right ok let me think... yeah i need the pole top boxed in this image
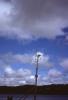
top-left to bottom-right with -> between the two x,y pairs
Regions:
36,52 -> 43,58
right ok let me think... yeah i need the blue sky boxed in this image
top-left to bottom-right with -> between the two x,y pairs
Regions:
0,0 -> 68,86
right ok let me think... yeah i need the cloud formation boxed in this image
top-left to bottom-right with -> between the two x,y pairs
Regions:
42,69 -> 65,85
0,67 -> 67,86
0,0 -> 68,40
0,52 -> 53,68
60,58 -> 68,69
48,69 -> 62,78
2,66 -> 34,86
0,52 -> 66,86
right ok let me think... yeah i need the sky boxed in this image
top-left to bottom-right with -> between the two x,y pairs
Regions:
0,0 -> 68,86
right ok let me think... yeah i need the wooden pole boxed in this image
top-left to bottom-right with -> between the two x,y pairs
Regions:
34,54 -> 40,100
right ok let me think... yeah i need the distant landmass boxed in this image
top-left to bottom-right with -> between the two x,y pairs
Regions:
0,84 -> 68,95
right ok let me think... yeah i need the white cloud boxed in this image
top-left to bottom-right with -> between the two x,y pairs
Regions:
47,69 -> 65,84
41,69 -> 66,85
4,67 -> 32,78
0,0 -> 68,40
48,69 -> 62,78
0,1 -> 13,28
0,52 -> 53,68
16,68 -> 31,78
5,66 -> 14,74
4,66 -> 15,78
0,67 -> 68,86
14,54 -> 32,64
41,76 -> 50,85
0,52 -> 68,86
0,53 -> 32,64
60,59 -> 68,69
1,66 -> 35,86
36,68 -> 67,85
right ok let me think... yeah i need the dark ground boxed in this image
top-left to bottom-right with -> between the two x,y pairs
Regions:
0,84 -> 68,95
